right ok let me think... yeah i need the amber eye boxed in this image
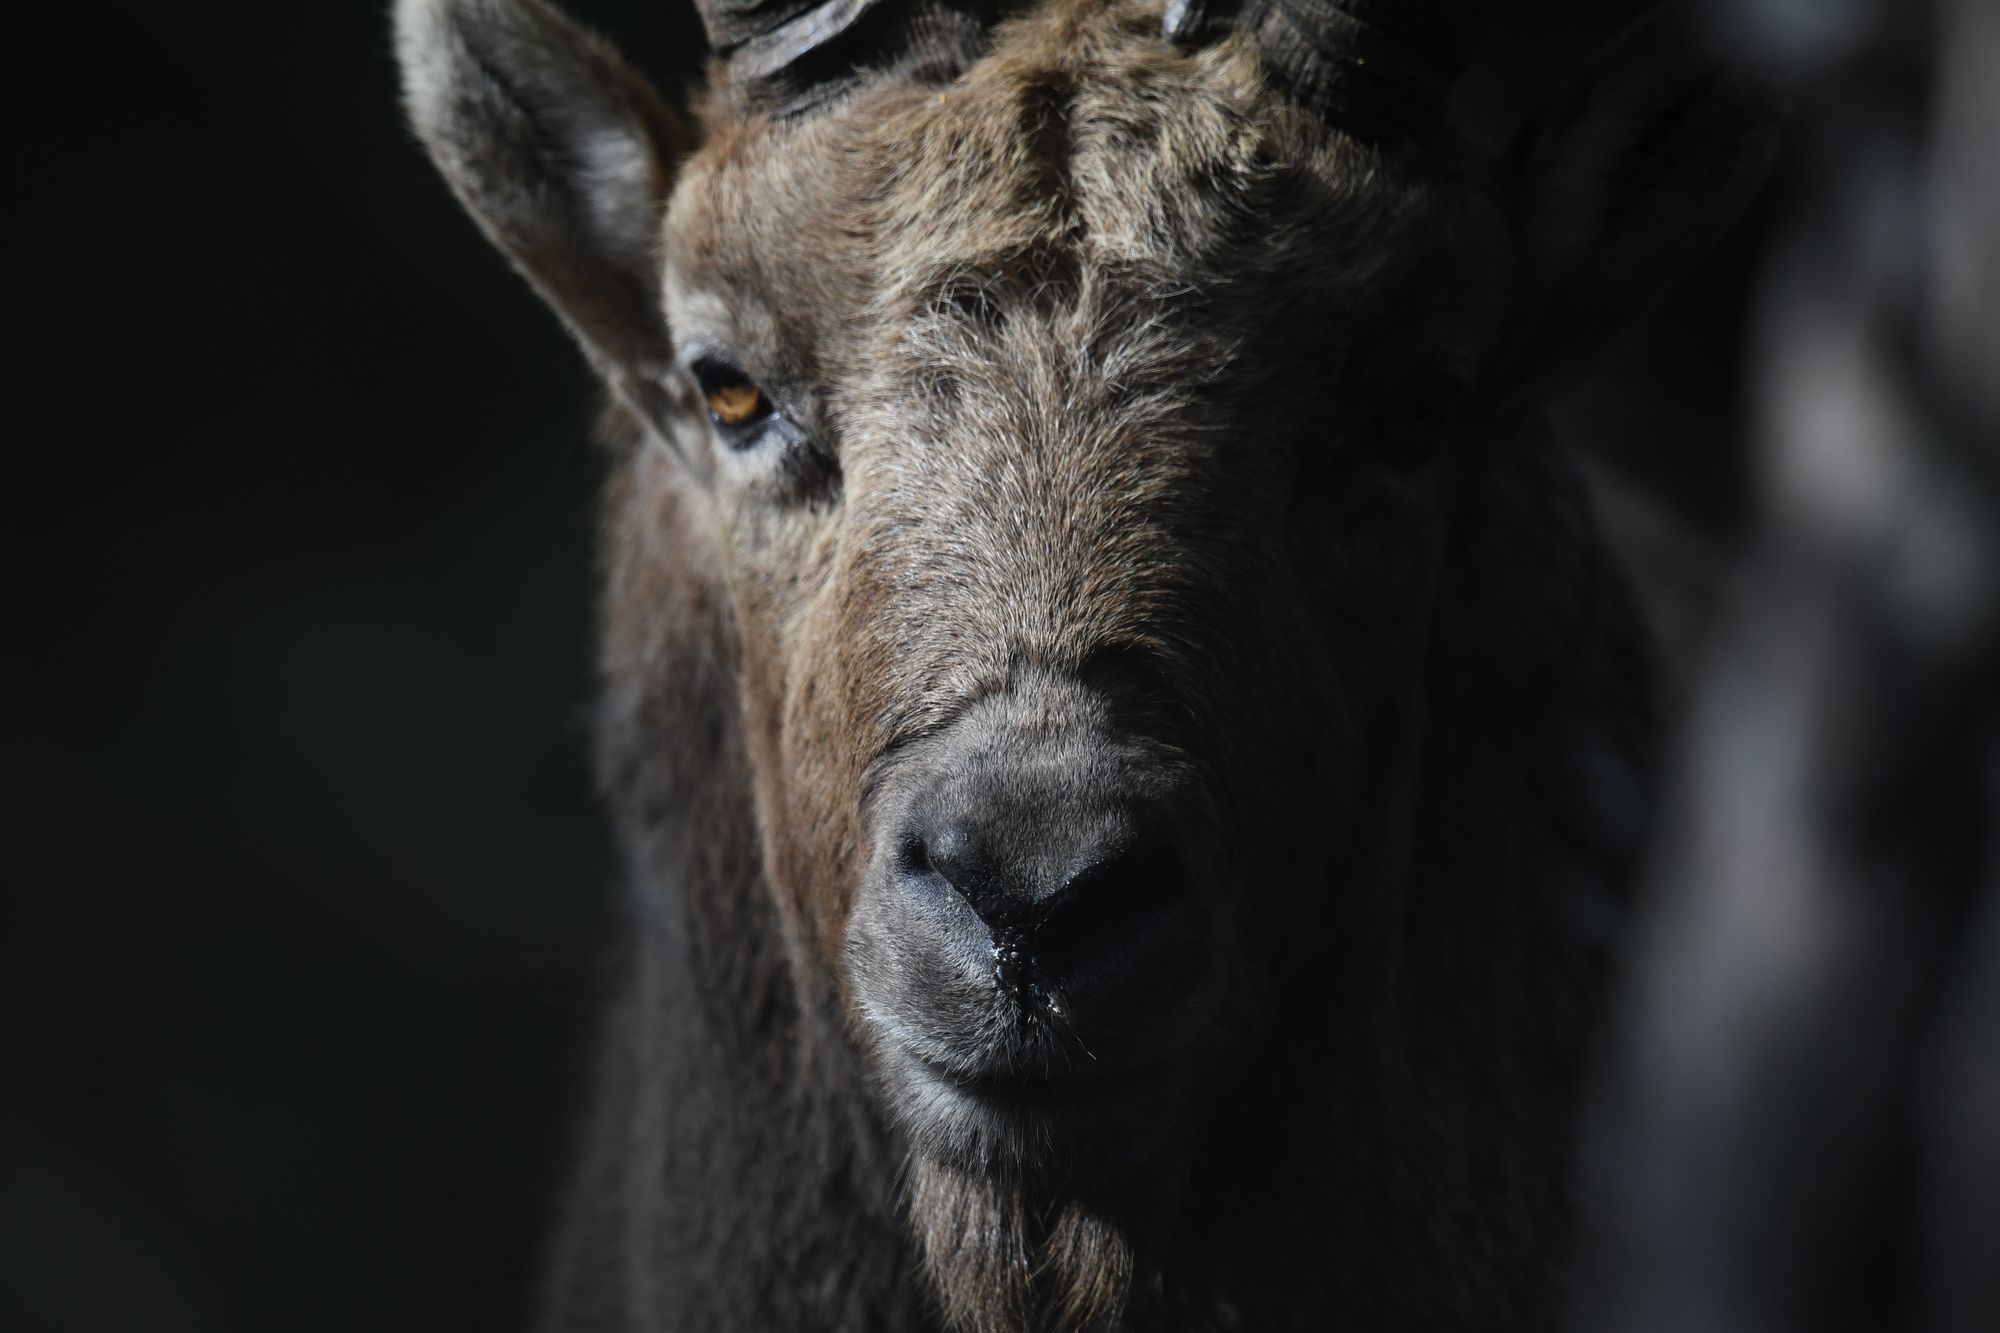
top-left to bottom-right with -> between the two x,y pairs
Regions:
692,358 -> 773,433
708,381 -> 764,426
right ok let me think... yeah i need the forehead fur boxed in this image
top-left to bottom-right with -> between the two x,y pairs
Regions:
665,0 -> 1487,369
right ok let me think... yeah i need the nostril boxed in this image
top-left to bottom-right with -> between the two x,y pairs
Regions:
890,803 -> 1202,944
896,816 -> 1026,929
896,831 -> 935,880
1030,827 -> 1196,956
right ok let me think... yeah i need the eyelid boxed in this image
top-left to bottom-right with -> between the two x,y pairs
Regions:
681,347 -> 775,406
674,338 -> 729,378
689,352 -> 752,391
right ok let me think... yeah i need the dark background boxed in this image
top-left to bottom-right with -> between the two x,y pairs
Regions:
4,3 -> 1772,1330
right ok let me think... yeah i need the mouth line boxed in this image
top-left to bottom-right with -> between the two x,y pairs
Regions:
895,1044 -> 1185,1173
908,1050 -> 1166,1109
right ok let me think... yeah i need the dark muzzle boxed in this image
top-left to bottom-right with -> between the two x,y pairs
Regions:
847,663 -> 1224,1174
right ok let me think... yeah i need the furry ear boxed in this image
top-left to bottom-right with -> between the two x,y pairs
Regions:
394,0 -> 693,433
1495,4 -> 1783,405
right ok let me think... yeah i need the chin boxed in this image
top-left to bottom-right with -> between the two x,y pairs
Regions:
883,1038 -> 1196,1179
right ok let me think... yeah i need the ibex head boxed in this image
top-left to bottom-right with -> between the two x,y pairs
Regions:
398,0 -> 1774,1325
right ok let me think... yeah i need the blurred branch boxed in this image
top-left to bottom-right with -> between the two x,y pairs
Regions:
1582,2 -> 1999,1331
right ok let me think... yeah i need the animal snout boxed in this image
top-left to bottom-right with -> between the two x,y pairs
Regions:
847,675 -> 1226,1173
893,790 -> 1200,998
845,668 -> 1228,1172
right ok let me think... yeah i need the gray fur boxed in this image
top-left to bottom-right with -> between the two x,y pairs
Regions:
394,1 -> 1779,1328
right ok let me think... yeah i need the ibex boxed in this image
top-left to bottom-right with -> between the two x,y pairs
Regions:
395,1 -> 1775,1328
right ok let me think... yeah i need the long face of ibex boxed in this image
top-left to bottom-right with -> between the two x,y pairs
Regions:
398,0 -> 1779,1325
662,0 -> 1511,1174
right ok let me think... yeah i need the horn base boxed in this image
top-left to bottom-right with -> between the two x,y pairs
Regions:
1177,0 -> 1495,145
704,0 -> 1011,116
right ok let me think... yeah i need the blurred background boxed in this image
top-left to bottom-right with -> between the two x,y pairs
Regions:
3,2 -> 1789,1330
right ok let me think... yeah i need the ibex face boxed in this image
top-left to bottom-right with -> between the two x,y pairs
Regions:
399,0 -> 1776,1320
662,14 -> 1511,1180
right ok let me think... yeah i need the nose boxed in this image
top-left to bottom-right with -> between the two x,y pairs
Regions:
901,807 -> 1189,930
893,789 -> 1201,992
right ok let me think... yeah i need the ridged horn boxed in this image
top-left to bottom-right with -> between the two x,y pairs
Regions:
694,0 -> 1005,114
1169,0 -> 1497,142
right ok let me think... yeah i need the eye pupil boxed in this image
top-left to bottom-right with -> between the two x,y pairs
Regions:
707,382 -> 765,427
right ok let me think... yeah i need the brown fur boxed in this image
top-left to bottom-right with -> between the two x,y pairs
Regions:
395,1 -> 1778,1328
642,16 -> 1507,1322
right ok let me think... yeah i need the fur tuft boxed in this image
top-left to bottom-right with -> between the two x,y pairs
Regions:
908,1156 -> 1154,1333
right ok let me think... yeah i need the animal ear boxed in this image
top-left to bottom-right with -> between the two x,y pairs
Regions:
1493,4 -> 1783,405
394,0 -> 692,433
